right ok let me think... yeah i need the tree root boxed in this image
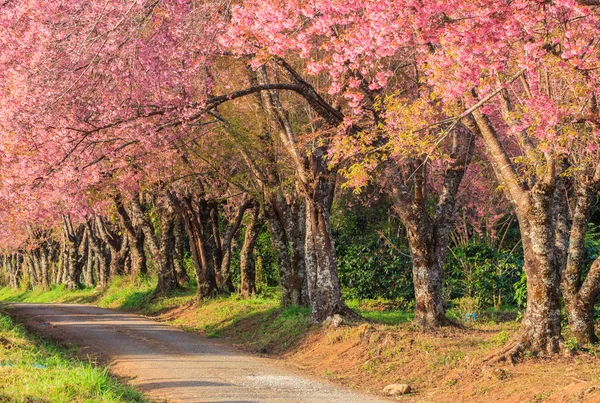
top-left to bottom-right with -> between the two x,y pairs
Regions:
484,335 -> 567,365
483,339 -> 525,365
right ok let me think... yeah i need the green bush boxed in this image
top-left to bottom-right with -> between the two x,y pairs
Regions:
332,196 -> 414,301
444,241 -> 523,310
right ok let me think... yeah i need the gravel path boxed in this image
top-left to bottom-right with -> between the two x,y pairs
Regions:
5,303 -> 389,403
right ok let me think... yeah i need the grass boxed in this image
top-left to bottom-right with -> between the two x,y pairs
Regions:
0,277 -> 519,357
2,279 -> 598,403
0,278 -> 313,354
0,309 -> 144,403
346,299 -> 414,325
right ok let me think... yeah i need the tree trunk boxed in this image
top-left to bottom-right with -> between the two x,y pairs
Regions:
562,179 -> 600,345
63,216 -> 84,290
564,262 -> 600,345
465,111 -> 565,359
155,210 -> 179,295
219,198 -> 253,292
96,217 -> 128,278
389,127 -> 473,328
304,174 -> 348,323
265,194 -> 308,307
130,194 -> 180,295
515,214 -> 562,355
85,220 -> 110,289
115,195 -> 147,277
173,216 -> 190,284
39,245 -> 50,289
240,208 -> 261,297
82,234 -> 95,288
171,192 -> 219,299
408,232 -> 447,328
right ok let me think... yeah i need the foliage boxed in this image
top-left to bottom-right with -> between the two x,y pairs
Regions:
332,197 -> 414,302
445,241 -> 524,310
585,222 -> 600,266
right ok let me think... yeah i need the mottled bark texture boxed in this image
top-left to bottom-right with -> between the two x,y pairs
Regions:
465,109 -> 566,359
63,215 -> 85,290
130,193 -> 180,296
168,191 -> 218,299
389,127 -> 474,328
115,195 -> 147,278
304,168 -> 348,323
265,193 -> 308,307
562,173 -> 600,345
240,208 -> 261,298
218,198 -> 253,291
256,63 -> 349,322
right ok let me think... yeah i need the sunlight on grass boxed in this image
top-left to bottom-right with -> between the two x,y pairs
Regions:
346,299 -> 414,325
0,277 -> 427,353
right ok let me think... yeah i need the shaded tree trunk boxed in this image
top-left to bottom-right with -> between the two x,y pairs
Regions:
115,195 -> 147,278
168,191 -> 219,299
265,193 -> 308,307
219,198 -> 253,291
173,216 -> 190,284
155,209 -> 179,295
562,175 -> 600,345
130,193 -> 180,296
82,233 -> 95,288
255,64 -> 351,322
96,216 -> 128,278
85,219 -> 110,289
240,208 -> 261,297
63,215 -> 85,290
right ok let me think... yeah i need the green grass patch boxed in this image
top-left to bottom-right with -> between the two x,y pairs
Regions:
0,309 -> 143,403
0,284 -> 97,305
0,278 -> 426,353
346,299 -> 414,325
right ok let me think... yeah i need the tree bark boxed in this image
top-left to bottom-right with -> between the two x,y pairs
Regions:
115,195 -> 147,277
218,198 -> 253,291
82,233 -> 95,288
562,175 -> 600,345
240,207 -> 261,297
85,219 -> 110,289
465,110 -> 564,359
175,194 -> 219,298
256,65 -> 345,321
130,193 -> 180,296
155,209 -> 179,295
265,193 -> 308,307
96,216 -> 128,278
389,127 -> 474,328
304,172 -> 349,323
63,215 -> 84,290
173,216 -> 190,284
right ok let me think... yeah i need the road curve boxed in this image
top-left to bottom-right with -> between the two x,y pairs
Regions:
5,303 -> 388,403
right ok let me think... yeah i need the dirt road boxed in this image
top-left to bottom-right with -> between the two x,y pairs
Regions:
5,303 -> 388,403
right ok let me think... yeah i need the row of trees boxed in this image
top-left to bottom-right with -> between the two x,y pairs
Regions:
0,0 -> 599,361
